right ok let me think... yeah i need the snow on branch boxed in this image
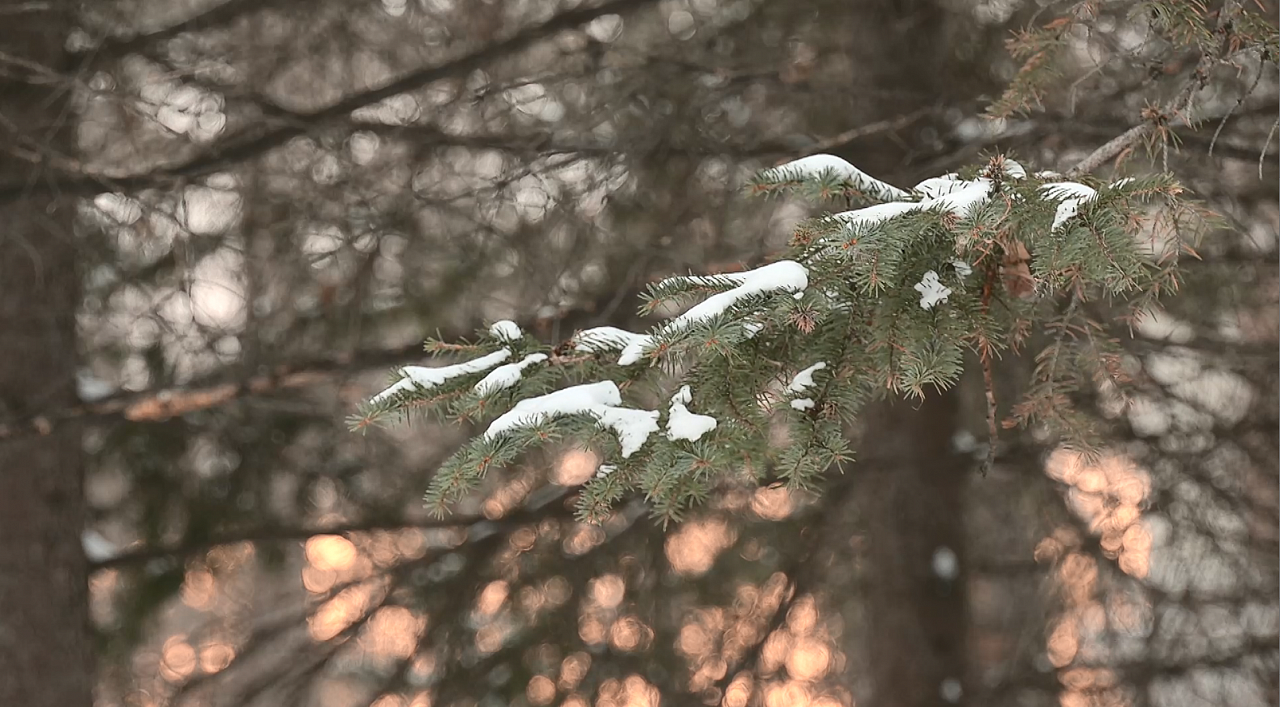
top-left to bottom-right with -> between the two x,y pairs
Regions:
665,385 -> 717,442
616,260 -> 809,366
482,380 -> 660,458
756,154 -> 910,202
370,349 -> 512,404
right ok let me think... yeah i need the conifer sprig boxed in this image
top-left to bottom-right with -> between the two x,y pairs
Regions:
353,153 -> 1207,522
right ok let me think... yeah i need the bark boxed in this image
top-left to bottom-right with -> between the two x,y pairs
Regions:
860,393 -> 970,707
0,3 -> 94,705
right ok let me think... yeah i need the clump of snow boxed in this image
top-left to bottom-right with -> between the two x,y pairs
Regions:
926,178 -> 991,219
483,381 -> 659,458
488,319 -> 523,342
914,270 -> 952,310
617,260 -> 809,366
1040,182 -> 1098,232
950,259 -> 972,278
742,322 -> 763,339
473,353 -> 547,396
787,361 -> 827,393
666,385 -> 717,442
914,174 -> 962,198
790,398 -> 815,411
573,326 -> 651,353
1002,159 -> 1027,180
829,201 -> 921,231
596,463 -> 618,479
760,154 -> 910,201
371,349 -> 511,404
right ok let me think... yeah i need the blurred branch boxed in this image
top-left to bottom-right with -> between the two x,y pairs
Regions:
80,0 -> 277,63
0,0 -> 666,203
1068,0 -> 1246,177
89,502 -> 574,571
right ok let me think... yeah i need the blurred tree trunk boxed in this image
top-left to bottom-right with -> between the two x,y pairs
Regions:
0,3 -> 94,706
860,394 -> 969,707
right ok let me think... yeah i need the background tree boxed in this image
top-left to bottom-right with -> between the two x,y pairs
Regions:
0,1 -> 1274,707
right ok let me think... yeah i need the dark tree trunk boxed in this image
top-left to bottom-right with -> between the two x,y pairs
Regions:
0,3 -> 94,706
860,393 -> 970,707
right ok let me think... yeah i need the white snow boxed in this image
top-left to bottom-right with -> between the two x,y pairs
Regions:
759,154 -> 910,201
925,178 -> 991,219
914,174 -> 962,198
370,349 -> 512,404
790,398 -> 815,411
1002,159 -> 1027,179
596,463 -> 618,479
742,322 -> 763,338
573,326 -> 651,353
617,261 -> 808,365
482,381 -> 659,458
473,353 -> 547,396
787,361 -> 827,393
665,385 -> 717,442
914,270 -> 952,310
1040,181 -> 1098,232
488,319 -> 523,342
829,200 -> 921,231
950,259 -> 972,278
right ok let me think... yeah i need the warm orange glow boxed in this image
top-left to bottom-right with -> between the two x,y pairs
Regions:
309,582 -> 381,641
475,624 -> 504,654
564,524 -> 606,555
306,535 -> 358,572
558,652 -> 592,691
785,637 -> 831,681
198,641 -> 235,674
181,569 -> 217,610
1047,618 -> 1079,668
370,695 -> 405,707
362,606 -> 426,658
665,518 -> 736,575
555,448 -> 600,486
750,486 -> 795,520
589,573 -> 625,609
526,675 -> 556,705
609,615 -> 652,652
160,635 -> 197,682
476,580 -> 510,616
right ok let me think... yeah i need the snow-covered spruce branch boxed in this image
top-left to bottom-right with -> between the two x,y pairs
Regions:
352,153 -> 1207,523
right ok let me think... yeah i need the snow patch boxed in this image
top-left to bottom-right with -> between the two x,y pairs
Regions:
488,319 -> 523,342
787,362 -> 827,393
473,353 -> 547,396
1040,182 -> 1098,232
371,349 -> 511,404
760,154 -> 909,201
914,270 -> 952,310
790,398 -> 815,411
618,261 -> 808,366
666,385 -> 717,442
482,381 -> 659,458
